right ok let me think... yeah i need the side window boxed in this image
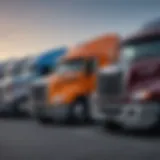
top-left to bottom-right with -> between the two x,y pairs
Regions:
40,65 -> 52,76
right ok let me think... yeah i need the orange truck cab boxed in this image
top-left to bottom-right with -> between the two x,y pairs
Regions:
36,34 -> 120,124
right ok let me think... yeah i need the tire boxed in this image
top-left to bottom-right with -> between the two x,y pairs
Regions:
11,98 -> 29,118
36,112 -> 53,125
35,107 -> 52,125
37,116 -> 52,125
10,101 -> 22,117
104,119 -> 120,132
19,97 -> 35,118
21,103 -> 35,118
66,97 -> 92,124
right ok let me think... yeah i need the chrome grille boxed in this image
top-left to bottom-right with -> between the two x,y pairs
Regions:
102,107 -> 122,116
96,95 -> 123,116
97,70 -> 124,96
31,85 -> 46,101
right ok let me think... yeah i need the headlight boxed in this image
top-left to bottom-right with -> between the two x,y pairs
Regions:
131,90 -> 151,101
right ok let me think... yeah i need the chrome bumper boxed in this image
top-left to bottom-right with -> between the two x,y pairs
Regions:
101,103 -> 160,129
36,103 -> 70,120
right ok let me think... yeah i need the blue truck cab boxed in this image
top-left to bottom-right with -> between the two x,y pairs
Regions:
35,47 -> 67,79
28,47 -> 68,116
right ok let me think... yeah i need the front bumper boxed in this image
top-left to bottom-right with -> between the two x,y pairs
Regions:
0,101 -> 16,115
36,103 -> 70,121
0,98 -> 15,113
100,103 -> 160,129
0,94 -> 31,114
90,94 -> 106,120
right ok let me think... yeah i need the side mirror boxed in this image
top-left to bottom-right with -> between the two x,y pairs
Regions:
85,59 -> 96,75
85,66 -> 92,75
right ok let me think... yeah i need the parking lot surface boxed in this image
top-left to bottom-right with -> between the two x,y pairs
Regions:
0,119 -> 160,160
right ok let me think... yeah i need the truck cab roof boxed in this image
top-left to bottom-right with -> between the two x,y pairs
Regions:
35,47 -> 67,67
123,18 -> 160,45
62,33 -> 120,61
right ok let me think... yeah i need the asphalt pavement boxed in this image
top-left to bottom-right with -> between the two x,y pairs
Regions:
0,118 -> 160,160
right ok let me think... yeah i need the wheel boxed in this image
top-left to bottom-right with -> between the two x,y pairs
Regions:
10,101 -> 22,117
20,101 -> 35,118
66,97 -> 93,124
37,116 -> 52,125
10,98 -> 30,118
35,107 -> 53,125
36,112 -> 53,125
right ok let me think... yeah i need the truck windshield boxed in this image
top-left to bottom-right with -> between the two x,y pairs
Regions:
38,65 -> 53,77
56,59 -> 85,74
120,39 -> 160,63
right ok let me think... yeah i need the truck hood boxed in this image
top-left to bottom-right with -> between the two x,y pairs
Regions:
128,57 -> 160,90
50,72 -> 83,88
48,72 -> 86,103
49,77 -> 86,104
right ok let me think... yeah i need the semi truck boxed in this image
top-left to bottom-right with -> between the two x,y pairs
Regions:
0,61 -> 11,113
0,59 -> 20,115
30,47 -> 67,116
95,19 -> 160,131
7,57 -> 38,116
0,47 -> 67,117
0,57 -> 36,116
33,34 -> 120,124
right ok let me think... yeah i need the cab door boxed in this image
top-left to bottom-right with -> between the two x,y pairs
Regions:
85,58 -> 98,94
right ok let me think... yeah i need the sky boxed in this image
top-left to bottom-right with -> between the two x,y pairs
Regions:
0,0 -> 160,60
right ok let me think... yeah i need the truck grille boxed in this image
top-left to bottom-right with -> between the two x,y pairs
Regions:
31,85 -> 46,101
97,70 -> 124,96
96,95 -> 123,116
103,107 -> 121,116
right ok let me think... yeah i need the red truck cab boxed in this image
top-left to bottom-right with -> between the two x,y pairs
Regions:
96,23 -> 160,131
